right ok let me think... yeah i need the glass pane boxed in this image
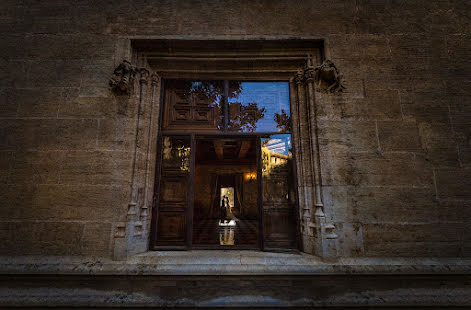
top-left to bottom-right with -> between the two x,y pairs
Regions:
228,81 -> 291,133
161,136 -> 191,172
261,134 -> 297,249
261,134 -> 294,203
163,80 -> 223,131
193,137 -> 259,248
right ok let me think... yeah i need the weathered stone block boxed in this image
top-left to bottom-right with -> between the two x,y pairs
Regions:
80,222 -> 112,256
1,119 -> 98,151
59,150 -> 132,185
448,99 -> 471,166
318,120 -> 378,152
328,34 -> 391,60
58,88 -> 116,118
0,60 -> 28,88
27,34 -> 115,59
0,221 -> 84,255
318,89 -> 401,121
364,241 -> 461,257
401,93 -> 451,124
377,121 -> 422,151
350,186 -> 439,223
97,117 -> 137,151
389,34 -> 447,59
26,60 -> 83,88
0,35 -> 27,59
335,222 -> 364,257
10,151 -> 64,185
14,88 -> 62,117
364,223 -> 462,243
439,200 -> 471,223
435,169 -> 471,200
321,151 -> 434,187
418,122 -> 459,166
0,151 -> 12,183
0,89 -> 18,117
81,59 -> 115,89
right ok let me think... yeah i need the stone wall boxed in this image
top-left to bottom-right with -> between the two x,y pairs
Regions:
0,0 -> 470,258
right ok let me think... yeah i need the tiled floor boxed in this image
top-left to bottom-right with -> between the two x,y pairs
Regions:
192,218 -> 258,247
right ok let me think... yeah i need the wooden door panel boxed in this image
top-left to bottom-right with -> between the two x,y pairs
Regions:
172,106 -> 191,122
260,134 -> 298,250
162,80 -> 220,131
262,204 -> 296,248
158,203 -> 187,212
160,177 -> 188,203
152,135 -> 192,249
156,211 -> 186,245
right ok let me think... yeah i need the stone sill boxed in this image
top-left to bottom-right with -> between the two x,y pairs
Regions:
1,250 -> 470,276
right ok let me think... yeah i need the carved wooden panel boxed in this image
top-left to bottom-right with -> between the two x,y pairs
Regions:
162,80 -> 221,131
160,177 -> 188,203
153,134 -> 192,248
156,211 -> 186,245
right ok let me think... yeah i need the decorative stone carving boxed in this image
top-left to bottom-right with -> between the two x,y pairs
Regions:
109,60 -> 137,94
139,68 -> 149,85
114,223 -> 126,238
313,60 -> 345,94
294,70 -> 305,85
151,73 -> 160,86
133,221 -> 143,237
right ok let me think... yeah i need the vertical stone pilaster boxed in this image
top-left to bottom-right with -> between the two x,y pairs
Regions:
289,78 -> 306,250
291,61 -> 339,260
142,73 -> 161,238
112,60 -> 159,260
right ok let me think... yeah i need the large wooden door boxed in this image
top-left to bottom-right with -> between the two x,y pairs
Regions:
151,79 -> 299,251
152,135 -> 193,248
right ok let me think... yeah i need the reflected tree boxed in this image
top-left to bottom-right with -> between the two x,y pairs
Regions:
229,102 -> 266,132
274,109 -> 291,132
179,80 -> 242,105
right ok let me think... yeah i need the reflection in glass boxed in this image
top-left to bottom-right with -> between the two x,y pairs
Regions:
261,134 -> 294,203
229,82 -> 291,133
261,134 -> 297,248
161,136 -> 191,172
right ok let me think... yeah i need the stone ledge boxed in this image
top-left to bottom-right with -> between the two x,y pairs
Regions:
1,250 -> 470,276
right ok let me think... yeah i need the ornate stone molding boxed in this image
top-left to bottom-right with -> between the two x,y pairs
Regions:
150,73 -> 160,86
312,60 -> 345,94
109,60 -> 137,94
139,68 -> 150,85
292,64 -> 339,260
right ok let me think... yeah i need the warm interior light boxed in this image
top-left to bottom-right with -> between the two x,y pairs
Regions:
245,172 -> 257,182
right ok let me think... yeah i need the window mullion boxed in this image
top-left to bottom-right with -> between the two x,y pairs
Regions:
223,80 -> 229,131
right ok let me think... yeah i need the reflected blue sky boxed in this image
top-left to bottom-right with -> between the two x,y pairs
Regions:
262,134 -> 292,156
229,82 -> 290,133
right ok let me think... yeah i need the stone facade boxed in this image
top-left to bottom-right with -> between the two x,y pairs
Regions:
0,0 -> 470,307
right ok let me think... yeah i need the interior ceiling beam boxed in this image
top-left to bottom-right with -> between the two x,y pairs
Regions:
213,140 -> 224,160
238,140 -> 251,159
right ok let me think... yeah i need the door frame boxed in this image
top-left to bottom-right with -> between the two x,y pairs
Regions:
150,78 -> 300,251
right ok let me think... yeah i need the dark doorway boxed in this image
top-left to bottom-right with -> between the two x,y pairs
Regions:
192,137 -> 259,248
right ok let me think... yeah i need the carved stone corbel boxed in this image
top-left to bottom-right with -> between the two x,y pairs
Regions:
294,70 -> 305,85
109,60 -> 137,94
138,68 -> 150,85
151,73 -> 160,86
313,60 -> 345,94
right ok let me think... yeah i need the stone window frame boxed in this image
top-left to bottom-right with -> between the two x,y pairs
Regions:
109,39 -> 339,260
